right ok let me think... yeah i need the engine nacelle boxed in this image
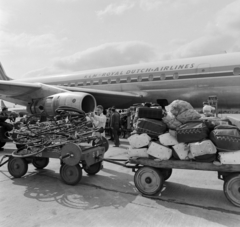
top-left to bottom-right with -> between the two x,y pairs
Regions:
28,92 -> 96,115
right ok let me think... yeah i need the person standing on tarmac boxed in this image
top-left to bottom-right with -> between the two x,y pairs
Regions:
202,102 -> 215,117
38,106 -> 48,122
107,108 -> 114,141
89,105 -> 107,137
110,107 -> 120,147
0,107 -> 13,132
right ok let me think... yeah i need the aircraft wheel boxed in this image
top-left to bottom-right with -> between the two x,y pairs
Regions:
8,157 -> 28,178
84,162 -> 102,175
60,164 -> 82,185
32,157 -> 49,169
134,167 -> 164,196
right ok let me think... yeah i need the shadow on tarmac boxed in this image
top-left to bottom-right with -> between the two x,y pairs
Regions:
144,181 -> 240,226
10,167 -> 137,210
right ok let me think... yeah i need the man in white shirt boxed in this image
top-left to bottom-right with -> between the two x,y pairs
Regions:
203,102 -> 215,117
89,105 -> 107,137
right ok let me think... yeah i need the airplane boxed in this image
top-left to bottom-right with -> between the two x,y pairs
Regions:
0,100 -> 28,117
0,52 -> 240,116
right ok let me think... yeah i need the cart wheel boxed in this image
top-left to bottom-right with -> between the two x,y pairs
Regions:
101,137 -> 109,152
60,164 -> 82,185
224,173 -> 240,207
159,168 -> 172,181
8,157 -> 28,178
134,167 -> 164,196
92,137 -> 109,152
84,162 -> 102,175
0,142 -> 6,148
32,157 -> 49,169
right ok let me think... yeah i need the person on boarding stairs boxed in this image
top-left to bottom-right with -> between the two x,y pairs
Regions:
110,107 -> 120,147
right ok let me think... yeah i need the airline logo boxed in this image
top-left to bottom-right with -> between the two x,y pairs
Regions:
84,63 -> 195,79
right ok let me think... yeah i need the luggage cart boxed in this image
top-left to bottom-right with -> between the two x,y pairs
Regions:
5,139 -> 108,185
0,106 -> 109,185
103,157 -> 240,207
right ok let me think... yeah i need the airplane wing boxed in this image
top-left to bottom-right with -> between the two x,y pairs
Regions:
0,81 -> 144,108
0,81 -> 70,105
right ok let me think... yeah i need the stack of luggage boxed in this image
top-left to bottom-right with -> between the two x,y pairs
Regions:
127,100 -> 240,164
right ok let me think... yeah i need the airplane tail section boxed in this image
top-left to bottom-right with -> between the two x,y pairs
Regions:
1,100 -> 7,109
0,63 -> 12,80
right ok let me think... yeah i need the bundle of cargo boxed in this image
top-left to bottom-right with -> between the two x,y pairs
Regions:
209,125 -> 240,164
162,112 -> 182,130
166,100 -> 201,122
127,99 -> 240,164
133,107 -> 167,138
127,133 -> 151,158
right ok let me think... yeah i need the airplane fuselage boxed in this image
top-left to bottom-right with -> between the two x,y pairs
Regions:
8,53 -> 240,109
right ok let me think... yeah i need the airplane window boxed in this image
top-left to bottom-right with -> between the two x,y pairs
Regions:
83,81 -> 87,86
107,78 -> 111,84
64,83 -> 68,86
138,76 -> 142,82
160,73 -> 166,80
127,77 -> 131,83
116,78 -> 120,83
98,79 -> 102,85
233,67 -> 240,75
70,83 -> 75,87
173,72 -> 179,79
77,82 -> 83,86
148,74 -> 153,81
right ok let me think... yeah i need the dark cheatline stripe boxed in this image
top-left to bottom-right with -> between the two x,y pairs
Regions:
69,71 -> 235,87
142,78 -> 149,82
179,71 -> 232,80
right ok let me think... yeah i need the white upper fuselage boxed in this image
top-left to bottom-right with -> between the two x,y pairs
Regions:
6,52 -> 240,108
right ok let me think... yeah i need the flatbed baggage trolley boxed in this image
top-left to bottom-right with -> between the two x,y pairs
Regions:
103,157 -> 240,207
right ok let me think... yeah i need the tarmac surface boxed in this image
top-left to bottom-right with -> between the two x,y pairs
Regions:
0,139 -> 240,227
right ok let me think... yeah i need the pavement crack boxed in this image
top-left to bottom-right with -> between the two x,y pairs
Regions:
141,195 -> 240,215
80,182 -> 139,196
78,183 -> 240,215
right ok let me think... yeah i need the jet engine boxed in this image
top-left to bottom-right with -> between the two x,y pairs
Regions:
28,92 -> 96,115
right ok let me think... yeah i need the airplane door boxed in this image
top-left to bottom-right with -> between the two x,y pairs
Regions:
197,64 -> 211,73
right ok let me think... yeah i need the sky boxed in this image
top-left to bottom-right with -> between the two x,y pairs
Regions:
0,0 -> 240,80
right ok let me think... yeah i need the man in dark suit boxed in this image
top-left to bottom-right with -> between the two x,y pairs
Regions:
107,108 -> 114,141
110,107 -> 120,147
